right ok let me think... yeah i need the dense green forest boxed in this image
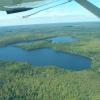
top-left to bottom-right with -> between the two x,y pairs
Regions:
0,24 -> 100,99
0,62 -> 100,100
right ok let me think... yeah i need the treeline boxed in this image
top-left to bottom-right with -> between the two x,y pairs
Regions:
0,62 -> 100,100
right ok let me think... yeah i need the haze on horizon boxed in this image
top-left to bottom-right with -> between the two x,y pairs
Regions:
0,0 -> 100,26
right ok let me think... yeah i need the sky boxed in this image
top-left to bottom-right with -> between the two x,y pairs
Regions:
0,0 -> 100,26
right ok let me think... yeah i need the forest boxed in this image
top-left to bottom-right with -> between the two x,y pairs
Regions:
0,23 -> 100,100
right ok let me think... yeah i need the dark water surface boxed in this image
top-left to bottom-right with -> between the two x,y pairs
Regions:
0,47 -> 91,70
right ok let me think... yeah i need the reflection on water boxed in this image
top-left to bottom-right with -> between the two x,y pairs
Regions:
0,47 -> 91,70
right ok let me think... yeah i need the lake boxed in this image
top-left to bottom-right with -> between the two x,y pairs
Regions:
0,46 -> 91,70
48,37 -> 77,43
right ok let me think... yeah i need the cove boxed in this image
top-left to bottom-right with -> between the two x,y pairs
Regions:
0,47 -> 91,70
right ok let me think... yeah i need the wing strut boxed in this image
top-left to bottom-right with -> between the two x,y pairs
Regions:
5,0 -> 62,14
75,0 -> 100,18
23,0 -> 72,18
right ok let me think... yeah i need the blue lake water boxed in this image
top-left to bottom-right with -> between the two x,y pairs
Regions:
0,47 -> 91,70
15,37 -> 77,46
48,37 -> 77,43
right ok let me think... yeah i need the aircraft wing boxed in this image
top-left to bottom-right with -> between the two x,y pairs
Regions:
0,0 -> 44,13
75,0 -> 100,18
0,0 -> 99,18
